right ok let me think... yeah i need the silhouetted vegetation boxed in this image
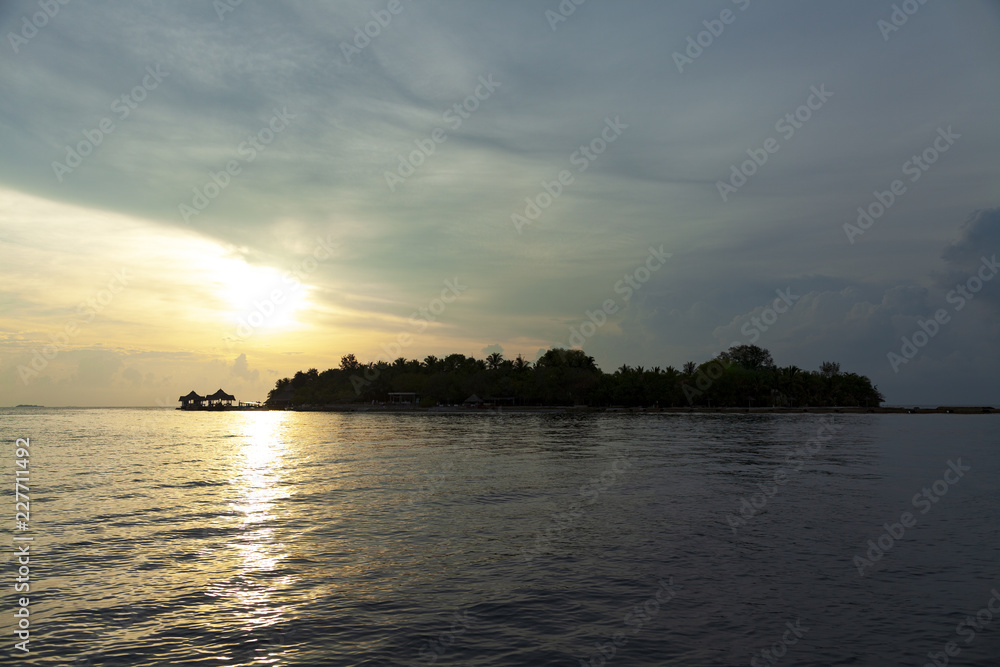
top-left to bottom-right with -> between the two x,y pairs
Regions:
266,344 -> 884,408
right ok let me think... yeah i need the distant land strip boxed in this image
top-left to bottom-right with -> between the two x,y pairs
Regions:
264,345 -> 891,411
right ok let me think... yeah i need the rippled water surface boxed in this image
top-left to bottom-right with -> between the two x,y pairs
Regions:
1,409 -> 998,666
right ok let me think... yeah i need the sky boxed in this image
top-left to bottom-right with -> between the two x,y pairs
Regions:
1,0 -> 999,407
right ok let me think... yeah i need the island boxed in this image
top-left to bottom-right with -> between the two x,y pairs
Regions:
264,345 -> 903,412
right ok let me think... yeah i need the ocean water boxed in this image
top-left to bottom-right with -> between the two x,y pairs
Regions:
1,408 -> 998,666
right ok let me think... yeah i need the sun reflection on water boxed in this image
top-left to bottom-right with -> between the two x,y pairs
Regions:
220,412 -> 298,635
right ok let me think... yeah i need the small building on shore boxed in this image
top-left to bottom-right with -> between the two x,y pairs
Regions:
388,392 -> 419,405
268,386 -> 295,410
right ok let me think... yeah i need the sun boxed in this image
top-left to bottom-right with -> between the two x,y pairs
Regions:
211,256 -> 311,333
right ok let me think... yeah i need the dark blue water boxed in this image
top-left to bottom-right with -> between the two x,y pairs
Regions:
1,409 -> 998,665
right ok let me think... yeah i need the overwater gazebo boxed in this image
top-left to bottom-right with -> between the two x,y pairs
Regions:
206,389 -> 236,407
178,391 -> 206,409
178,388 -> 255,411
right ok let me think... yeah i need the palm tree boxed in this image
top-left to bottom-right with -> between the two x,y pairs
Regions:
422,355 -> 439,371
682,361 -> 697,376
781,365 -> 802,382
512,354 -> 531,372
486,352 -> 504,371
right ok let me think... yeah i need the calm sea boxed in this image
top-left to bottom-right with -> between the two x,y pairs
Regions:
1,408 -> 998,666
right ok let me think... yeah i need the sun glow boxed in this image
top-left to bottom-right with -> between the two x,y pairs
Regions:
211,256 -> 311,333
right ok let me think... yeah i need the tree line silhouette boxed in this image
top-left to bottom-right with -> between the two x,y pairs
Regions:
266,344 -> 884,408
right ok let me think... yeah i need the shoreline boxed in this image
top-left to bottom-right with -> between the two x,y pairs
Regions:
274,405 -> 996,415
6,405 -> 995,414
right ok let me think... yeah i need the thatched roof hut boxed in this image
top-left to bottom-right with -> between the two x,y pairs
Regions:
178,391 -> 205,408
206,389 -> 236,405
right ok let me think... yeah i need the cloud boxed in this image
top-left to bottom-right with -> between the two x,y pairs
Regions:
942,208 -> 1000,266
939,207 -> 1000,311
122,366 -> 143,386
60,349 -> 125,389
2,2 -> 1000,405
230,353 -> 260,383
